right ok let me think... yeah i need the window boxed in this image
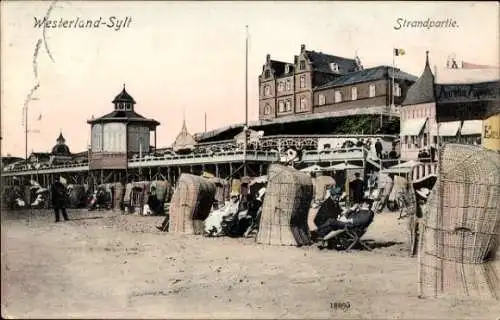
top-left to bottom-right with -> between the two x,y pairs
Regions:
423,133 -> 428,147
329,62 -> 339,72
264,70 -> 271,78
318,94 -> 326,106
433,136 -> 438,144
369,84 -> 376,97
277,81 -> 284,93
351,87 -> 358,100
334,91 -> 342,103
263,104 -> 271,115
285,99 -> 292,111
299,60 -> 306,70
118,103 -> 124,110
412,110 -> 415,118
265,85 -> 271,96
278,100 -> 285,113
404,136 -> 408,144
393,83 -> 401,97
285,79 -> 291,91
300,75 -> 306,88
285,65 -> 290,74
126,103 -> 131,110
299,97 -> 307,111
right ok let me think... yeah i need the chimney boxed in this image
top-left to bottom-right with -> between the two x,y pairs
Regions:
300,44 -> 306,53
294,55 -> 298,64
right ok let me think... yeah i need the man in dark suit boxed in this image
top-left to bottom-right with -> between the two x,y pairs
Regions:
349,172 -> 364,205
51,176 -> 69,222
375,138 -> 383,159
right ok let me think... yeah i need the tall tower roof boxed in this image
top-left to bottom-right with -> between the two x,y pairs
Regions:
112,84 -> 136,104
402,51 -> 436,106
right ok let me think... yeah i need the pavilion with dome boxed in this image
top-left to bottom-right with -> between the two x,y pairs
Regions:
87,85 -> 160,170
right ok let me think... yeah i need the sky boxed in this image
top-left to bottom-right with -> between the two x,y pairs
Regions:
1,1 -> 498,157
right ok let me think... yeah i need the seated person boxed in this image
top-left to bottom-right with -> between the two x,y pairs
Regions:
147,186 -> 163,214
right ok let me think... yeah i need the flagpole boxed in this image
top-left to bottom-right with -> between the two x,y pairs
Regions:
391,46 -> 395,120
243,25 -> 249,177
25,106 -> 28,166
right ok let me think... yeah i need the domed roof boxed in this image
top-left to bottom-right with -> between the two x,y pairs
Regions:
52,144 -> 71,156
51,132 -> 71,156
112,85 -> 136,104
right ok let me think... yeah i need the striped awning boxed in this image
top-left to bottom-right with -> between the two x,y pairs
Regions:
461,120 -> 483,135
400,118 -> 427,136
438,121 -> 461,136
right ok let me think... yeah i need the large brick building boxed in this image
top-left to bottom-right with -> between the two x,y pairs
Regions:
258,44 -> 417,121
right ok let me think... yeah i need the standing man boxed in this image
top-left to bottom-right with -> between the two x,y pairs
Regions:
375,138 -> 383,159
51,176 -> 69,222
349,172 -> 364,205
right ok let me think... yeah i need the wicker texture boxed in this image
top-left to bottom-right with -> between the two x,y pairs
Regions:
418,144 -> 500,300
150,180 -> 170,203
68,185 -> 86,208
313,176 -> 336,202
130,181 -> 150,214
257,164 -> 314,246
209,178 -> 227,209
112,182 -> 125,209
389,176 -> 408,202
169,174 -> 216,234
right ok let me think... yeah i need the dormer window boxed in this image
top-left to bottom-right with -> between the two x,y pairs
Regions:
285,65 -> 290,74
330,62 -> 339,73
264,70 -> 271,78
393,83 -> 401,97
299,60 -> 306,70
126,103 -> 132,110
118,103 -> 125,110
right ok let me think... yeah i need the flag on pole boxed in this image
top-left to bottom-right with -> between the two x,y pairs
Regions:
394,48 -> 406,56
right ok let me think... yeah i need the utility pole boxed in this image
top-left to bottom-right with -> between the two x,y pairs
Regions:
24,106 -> 28,166
243,25 -> 249,177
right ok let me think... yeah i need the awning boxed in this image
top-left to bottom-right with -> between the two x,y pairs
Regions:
400,118 -> 427,136
461,120 -> 483,135
325,163 -> 363,171
438,121 -> 461,136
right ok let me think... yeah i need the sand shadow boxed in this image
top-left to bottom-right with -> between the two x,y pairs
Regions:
317,239 -> 404,251
68,216 -> 104,221
364,240 -> 404,249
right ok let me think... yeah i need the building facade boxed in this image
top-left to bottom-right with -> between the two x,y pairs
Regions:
400,51 -> 500,160
258,44 -> 416,121
87,86 -> 160,169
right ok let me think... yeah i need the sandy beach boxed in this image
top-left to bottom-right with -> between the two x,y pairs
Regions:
1,208 -> 499,319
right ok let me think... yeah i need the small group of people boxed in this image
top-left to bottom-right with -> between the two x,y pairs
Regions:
417,145 -> 436,162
